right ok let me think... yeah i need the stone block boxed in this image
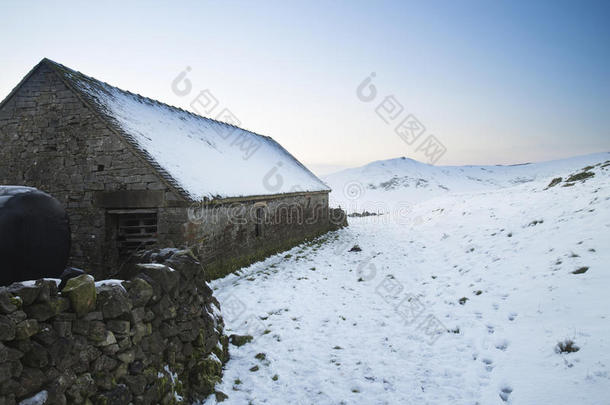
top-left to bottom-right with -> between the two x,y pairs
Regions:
62,275 -> 96,317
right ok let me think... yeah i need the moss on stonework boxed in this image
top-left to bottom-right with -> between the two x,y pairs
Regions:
199,358 -> 222,375
9,296 -> 22,308
203,228 -> 334,280
152,366 -> 185,404
192,347 -> 212,362
211,345 -> 224,362
188,357 -> 223,398
95,397 -> 108,405
211,335 -> 230,363
182,344 -> 227,401
143,366 -> 158,380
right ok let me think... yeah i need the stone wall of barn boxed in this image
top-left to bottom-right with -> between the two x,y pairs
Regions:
0,250 -> 229,405
184,191 -> 341,279
0,63 -> 189,278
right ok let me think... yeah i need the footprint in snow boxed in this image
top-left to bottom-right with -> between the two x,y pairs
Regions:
495,339 -> 509,351
499,386 -> 513,402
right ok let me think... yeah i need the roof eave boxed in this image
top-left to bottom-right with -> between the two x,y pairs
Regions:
202,189 -> 331,204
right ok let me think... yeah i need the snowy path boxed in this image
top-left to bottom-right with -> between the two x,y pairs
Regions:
204,160 -> 610,404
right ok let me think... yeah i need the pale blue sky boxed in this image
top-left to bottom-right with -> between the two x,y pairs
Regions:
1,0 -> 608,174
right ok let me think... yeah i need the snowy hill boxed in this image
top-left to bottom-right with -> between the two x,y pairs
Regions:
205,153 -> 610,404
323,152 -> 610,213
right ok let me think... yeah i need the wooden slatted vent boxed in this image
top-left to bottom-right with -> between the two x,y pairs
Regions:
117,212 -> 158,257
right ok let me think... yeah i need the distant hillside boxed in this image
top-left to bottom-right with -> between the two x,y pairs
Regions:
323,152 -> 610,213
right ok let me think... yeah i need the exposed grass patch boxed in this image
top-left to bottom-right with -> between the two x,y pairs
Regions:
572,266 -> 589,274
459,297 -> 469,305
546,177 -> 562,188
556,339 -> 580,354
566,171 -> 595,183
349,244 -> 362,252
229,334 -> 253,347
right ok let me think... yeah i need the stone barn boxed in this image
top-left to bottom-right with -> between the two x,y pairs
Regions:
0,58 -> 342,279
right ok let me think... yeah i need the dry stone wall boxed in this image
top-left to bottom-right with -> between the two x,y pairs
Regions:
0,249 -> 228,405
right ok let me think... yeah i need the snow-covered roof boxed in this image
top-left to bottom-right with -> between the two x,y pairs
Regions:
43,59 -> 329,200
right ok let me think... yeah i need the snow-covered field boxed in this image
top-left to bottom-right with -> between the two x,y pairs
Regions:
205,153 -> 610,404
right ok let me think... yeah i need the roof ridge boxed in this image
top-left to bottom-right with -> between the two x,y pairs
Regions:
42,58 -> 274,142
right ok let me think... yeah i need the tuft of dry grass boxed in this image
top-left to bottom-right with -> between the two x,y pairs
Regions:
556,339 -> 580,354
572,266 -> 589,274
546,177 -> 562,188
566,171 -> 595,183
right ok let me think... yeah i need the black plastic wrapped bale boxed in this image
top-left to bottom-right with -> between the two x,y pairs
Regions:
0,186 -> 71,286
